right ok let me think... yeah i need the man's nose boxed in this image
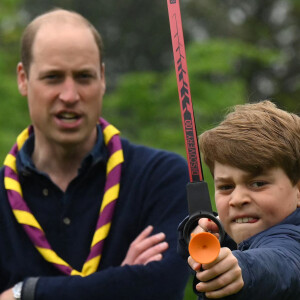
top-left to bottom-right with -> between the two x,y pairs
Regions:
59,78 -> 80,103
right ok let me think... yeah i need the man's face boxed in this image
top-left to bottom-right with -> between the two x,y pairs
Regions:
17,22 -> 105,149
214,162 -> 300,244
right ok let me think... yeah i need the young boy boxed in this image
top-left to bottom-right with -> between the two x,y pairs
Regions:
179,100 -> 300,299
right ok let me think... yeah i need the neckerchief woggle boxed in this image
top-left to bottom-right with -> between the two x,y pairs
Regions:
3,118 -> 124,276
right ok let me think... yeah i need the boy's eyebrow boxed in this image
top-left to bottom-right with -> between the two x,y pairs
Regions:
214,177 -> 226,182
214,176 -> 233,184
214,170 -> 273,183
214,173 -> 255,183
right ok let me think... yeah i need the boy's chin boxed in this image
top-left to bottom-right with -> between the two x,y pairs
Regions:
230,227 -> 259,244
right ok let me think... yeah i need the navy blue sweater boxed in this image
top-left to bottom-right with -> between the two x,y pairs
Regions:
0,128 -> 190,300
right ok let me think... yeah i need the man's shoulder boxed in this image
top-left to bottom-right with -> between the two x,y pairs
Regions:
120,138 -> 189,184
0,167 -> 4,185
121,138 -> 187,166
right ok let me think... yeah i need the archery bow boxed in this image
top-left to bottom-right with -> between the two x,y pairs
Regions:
167,0 -> 225,263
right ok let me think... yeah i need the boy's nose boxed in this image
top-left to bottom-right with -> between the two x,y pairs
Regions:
229,186 -> 251,207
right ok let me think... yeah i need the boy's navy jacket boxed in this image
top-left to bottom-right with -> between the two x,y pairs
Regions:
0,126 -> 190,300
178,208 -> 300,300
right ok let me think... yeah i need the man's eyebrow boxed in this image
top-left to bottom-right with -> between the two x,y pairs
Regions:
37,70 -> 64,79
73,68 -> 98,75
38,69 -> 97,77
39,69 -> 64,75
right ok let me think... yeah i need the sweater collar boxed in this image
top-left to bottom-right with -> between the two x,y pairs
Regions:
238,208 -> 300,250
16,124 -> 107,176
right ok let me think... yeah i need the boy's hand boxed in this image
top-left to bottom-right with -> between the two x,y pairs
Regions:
188,247 -> 244,298
194,217 -> 220,240
121,225 -> 168,266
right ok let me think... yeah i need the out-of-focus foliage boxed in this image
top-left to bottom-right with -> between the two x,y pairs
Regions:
0,0 -> 31,162
182,0 -> 300,112
103,39 -> 279,152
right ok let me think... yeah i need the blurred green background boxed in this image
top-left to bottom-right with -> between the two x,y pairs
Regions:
1,0 -> 299,299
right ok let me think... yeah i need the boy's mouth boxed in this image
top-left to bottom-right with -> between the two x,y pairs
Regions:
234,217 -> 258,223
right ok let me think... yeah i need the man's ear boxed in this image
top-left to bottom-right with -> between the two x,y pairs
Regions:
100,62 -> 106,96
17,62 -> 28,96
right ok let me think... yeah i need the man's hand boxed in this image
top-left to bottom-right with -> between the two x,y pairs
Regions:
121,225 -> 168,266
0,288 -> 14,300
188,247 -> 244,298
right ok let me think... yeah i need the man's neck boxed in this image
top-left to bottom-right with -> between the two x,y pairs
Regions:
32,136 -> 96,192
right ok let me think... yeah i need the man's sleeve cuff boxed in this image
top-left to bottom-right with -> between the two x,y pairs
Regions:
22,277 -> 39,300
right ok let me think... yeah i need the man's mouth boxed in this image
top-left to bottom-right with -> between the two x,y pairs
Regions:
57,112 -> 80,122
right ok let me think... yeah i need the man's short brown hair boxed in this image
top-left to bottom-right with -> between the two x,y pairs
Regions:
199,100 -> 300,185
20,8 -> 104,75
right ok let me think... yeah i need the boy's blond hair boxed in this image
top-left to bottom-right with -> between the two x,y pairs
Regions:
199,100 -> 300,185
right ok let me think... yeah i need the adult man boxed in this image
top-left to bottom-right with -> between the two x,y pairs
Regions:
0,9 -> 189,300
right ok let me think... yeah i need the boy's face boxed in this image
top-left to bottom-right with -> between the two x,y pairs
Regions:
214,162 -> 300,244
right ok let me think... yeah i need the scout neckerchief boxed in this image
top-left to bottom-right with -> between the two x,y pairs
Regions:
3,118 -> 124,276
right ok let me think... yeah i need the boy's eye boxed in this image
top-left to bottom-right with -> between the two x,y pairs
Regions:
251,181 -> 267,188
217,184 -> 234,191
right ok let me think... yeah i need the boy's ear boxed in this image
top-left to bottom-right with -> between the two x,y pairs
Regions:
297,180 -> 300,208
17,62 -> 28,96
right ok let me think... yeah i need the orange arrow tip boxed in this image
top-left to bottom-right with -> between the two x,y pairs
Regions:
189,232 -> 221,264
